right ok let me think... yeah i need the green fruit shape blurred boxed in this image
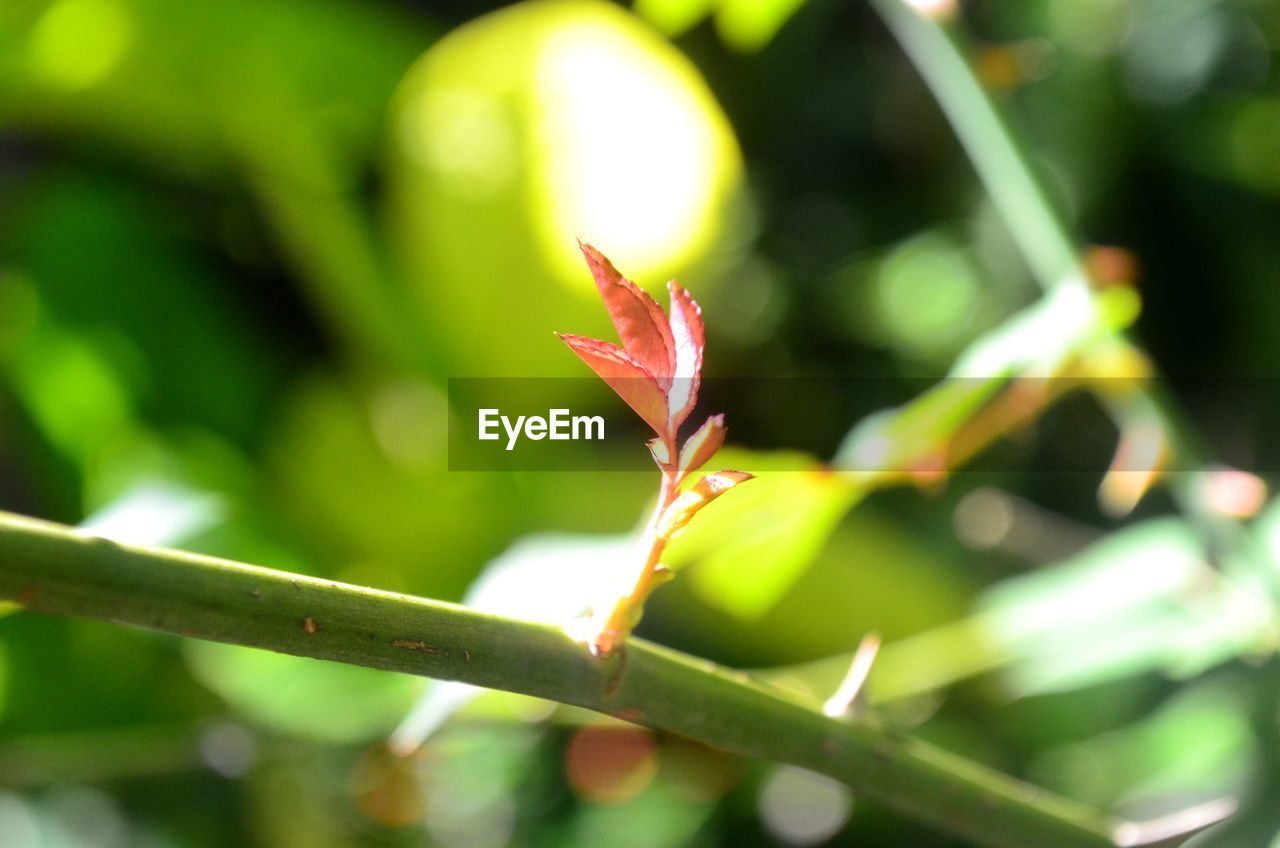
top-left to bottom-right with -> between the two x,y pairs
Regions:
387,0 -> 744,377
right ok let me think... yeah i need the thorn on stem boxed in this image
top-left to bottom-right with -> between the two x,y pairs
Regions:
1111,797 -> 1236,847
905,0 -> 957,22
823,633 -> 881,718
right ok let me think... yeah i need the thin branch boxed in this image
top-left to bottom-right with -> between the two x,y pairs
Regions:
0,510 -> 1121,848
867,0 -> 1271,584
867,0 -> 1084,293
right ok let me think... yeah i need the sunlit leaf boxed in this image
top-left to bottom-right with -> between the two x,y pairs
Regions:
1030,679 -> 1255,811
657,469 -> 753,537
389,1 -> 742,378
633,0 -> 715,36
185,641 -> 419,743
557,333 -> 670,437
716,0 -> 810,52
978,519 -> 1274,695
666,279 -> 704,429
579,242 -> 675,387
678,414 -> 725,475
668,449 -> 860,620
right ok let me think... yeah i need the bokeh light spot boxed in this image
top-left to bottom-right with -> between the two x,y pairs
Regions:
45,786 -> 129,848
1230,99 -> 1280,193
0,793 -> 40,848
566,724 -> 658,803
199,722 -> 259,779
27,0 -> 131,91
873,232 -> 980,357
351,743 -> 427,828
1048,0 -> 1133,58
658,736 -> 740,803
904,0 -> 957,20
1122,0 -> 1226,105
369,379 -> 448,471
758,765 -> 852,846
954,487 -> 1016,550
533,9 -> 739,287
402,90 -> 519,199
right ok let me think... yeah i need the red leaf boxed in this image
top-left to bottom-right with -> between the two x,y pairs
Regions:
578,242 -> 675,388
666,280 -> 704,430
557,333 -> 670,439
678,414 -> 725,475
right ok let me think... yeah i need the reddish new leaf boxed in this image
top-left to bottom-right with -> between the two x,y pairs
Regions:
657,470 -> 754,537
665,280 -> 704,430
647,437 -> 673,469
557,333 -> 670,438
578,242 -> 676,388
678,414 -> 725,475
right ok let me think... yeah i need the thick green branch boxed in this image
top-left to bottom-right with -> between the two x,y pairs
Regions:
0,510 -> 1120,848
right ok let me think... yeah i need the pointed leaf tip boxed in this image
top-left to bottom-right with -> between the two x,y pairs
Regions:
657,469 -> 753,538
577,243 -> 676,387
679,414 -> 726,475
696,469 -> 754,494
558,333 -> 670,439
666,279 -> 705,430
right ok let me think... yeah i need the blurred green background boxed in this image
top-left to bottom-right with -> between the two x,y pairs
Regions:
3,0 -> 1280,845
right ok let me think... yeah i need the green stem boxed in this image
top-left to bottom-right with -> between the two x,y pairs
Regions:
867,0 -> 1085,292
0,510 -> 1118,848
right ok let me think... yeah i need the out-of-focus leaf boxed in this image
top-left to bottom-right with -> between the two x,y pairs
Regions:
77,479 -> 224,547
632,0 -> 715,37
979,518 -> 1274,695
6,324 -> 133,466
185,641 -> 418,744
716,0 -> 809,52
0,0 -> 425,181
632,0 -> 809,53
1250,495 -> 1280,569
835,377 -> 1002,474
265,373 -> 505,600
11,175 -> 289,444
388,0 -> 743,377
666,449 -> 859,620
563,781 -> 716,848
0,643 -> 8,723
776,509 -> 1280,705
654,511 -> 976,667
1030,678 -> 1256,812
460,534 -> 632,623
413,722 -> 544,846
952,283 -> 1139,378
